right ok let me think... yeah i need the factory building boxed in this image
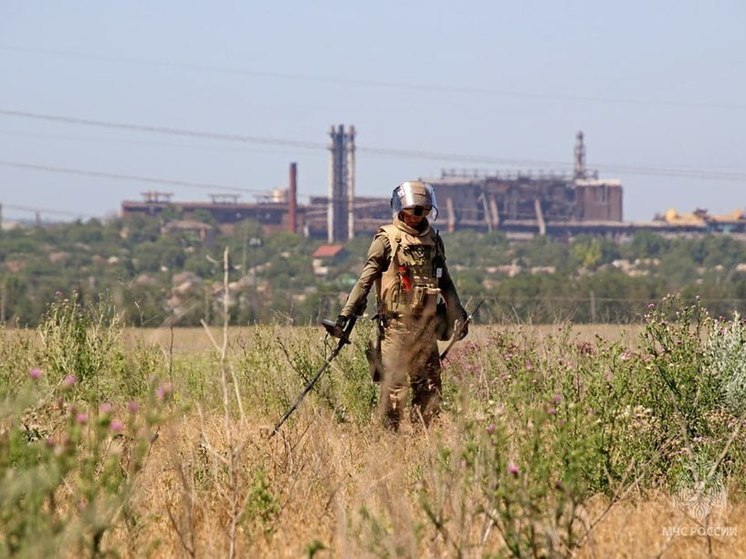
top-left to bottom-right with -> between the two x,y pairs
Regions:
120,130 -> 645,239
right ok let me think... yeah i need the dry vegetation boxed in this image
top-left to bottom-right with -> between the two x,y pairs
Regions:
2,295 -> 745,558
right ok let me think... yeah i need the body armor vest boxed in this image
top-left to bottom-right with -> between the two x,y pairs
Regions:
375,224 -> 445,317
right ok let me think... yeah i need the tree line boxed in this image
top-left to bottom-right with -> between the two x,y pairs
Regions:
2,213 -> 746,326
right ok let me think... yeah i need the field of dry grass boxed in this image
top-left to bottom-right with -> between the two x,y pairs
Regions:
116,409 -> 745,558
107,323 -> 742,558
3,312 -> 744,558
123,323 -> 644,354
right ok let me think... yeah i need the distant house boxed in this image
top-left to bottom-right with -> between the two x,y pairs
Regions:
312,244 -> 345,276
161,219 -> 216,242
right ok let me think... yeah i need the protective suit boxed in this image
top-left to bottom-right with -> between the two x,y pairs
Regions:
338,181 -> 467,430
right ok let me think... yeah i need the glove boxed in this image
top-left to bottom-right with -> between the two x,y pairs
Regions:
455,308 -> 469,340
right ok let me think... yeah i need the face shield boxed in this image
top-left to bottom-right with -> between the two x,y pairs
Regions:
390,181 -> 439,221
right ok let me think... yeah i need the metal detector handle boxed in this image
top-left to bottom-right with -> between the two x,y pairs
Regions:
269,315 -> 358,438
322,315 -> 357,344
439,299 -> 485,361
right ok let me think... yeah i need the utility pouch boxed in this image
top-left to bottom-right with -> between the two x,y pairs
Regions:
366,315 -> 385,383
366,338 -> 383,383
435,301 -> 453,341
412,285 -> 426,312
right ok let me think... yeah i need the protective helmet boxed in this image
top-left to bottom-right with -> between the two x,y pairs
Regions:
391,180 -> 439,221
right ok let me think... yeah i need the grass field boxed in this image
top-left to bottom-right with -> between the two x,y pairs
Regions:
1,297 -> 744,557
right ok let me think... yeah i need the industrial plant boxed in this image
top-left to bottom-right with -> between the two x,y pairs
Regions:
121,128 -> 746,240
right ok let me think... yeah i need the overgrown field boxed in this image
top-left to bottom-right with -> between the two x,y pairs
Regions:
1,296 -> 745,558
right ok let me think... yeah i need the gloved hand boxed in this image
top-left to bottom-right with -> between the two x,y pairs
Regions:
335,314 -> 349,332
455,308 -> 469,340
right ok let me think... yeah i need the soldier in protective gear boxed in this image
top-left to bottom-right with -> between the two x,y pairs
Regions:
337,180 -> 467,431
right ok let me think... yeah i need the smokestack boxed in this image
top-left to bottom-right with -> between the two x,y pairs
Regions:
347,126 -> 356,240
574,130 -> 587,180
289,162 -> 297,234
327,125 -> 336,243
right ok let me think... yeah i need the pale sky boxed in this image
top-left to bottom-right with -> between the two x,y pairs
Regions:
1,1 -> 745,223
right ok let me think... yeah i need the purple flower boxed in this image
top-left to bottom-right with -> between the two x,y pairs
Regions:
156,381 -> 174,401
486,423 -> 496,435
99,402 -> 113,415
547,407 -> 557,416
551,393 -> 562,405
110,420 -> 124,433
62,374 -> 77,388
507,462 -> 519,477
127,401 -> 140,414
76,413 -> 88,425
28,368 -> 43,381
647,303 -> 655,309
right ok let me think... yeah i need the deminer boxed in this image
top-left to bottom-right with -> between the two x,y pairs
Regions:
336,180 -> 468,431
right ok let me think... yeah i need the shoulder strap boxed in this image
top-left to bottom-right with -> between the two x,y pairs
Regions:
380,224 -> 402,262
374,224 -> 402,303
433,228 -> 445,260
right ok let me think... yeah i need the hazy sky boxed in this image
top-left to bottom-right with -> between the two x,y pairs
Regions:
1,1 -> 745,223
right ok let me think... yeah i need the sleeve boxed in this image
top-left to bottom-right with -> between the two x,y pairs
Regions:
339,233 -> 389,317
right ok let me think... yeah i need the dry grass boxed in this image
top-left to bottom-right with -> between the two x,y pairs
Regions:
109,406 -> 745,558
122,323 -> 645,354
9,320 -> 743,557
104,323 -> 739,557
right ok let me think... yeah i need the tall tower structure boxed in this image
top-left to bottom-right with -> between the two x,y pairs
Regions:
327,124 -> 356,243
288,162 -> 297,234
574,130 -> 587,180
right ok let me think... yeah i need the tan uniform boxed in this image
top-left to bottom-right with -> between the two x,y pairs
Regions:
340,215 -> 465,430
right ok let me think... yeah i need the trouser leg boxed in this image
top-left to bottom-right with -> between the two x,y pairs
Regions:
379,321 -> 409,431
410,345 -> 442,426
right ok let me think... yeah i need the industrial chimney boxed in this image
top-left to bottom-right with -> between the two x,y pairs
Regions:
288,162 -> 297,234
327,124 -> 356,243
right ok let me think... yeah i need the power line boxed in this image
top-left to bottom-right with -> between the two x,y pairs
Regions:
0,108 -> 559,167
1,203 -> 96,219
3,109 -> 746,183
0,160 -> 264,194
0,160 -> 345,203
0,128 -> 303,155
2,44 -> 745,111
0,109 -> 325,150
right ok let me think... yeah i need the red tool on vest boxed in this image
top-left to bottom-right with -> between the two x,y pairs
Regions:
398,264 -> 412,291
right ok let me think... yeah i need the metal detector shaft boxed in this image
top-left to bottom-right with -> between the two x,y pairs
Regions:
439,299 -> 485,361
269,316 -> 357,438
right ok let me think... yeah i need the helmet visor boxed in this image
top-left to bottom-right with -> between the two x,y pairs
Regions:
391,181 -> 439,221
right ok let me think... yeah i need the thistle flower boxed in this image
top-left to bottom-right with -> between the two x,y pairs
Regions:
28,368 -> 43,381
507,462 -> 519,477
75,413 -> 88,425
110,420 -> 124,433
99,402 -> 113,415
156,381 -> 174,401
62,374 -> 77,388
127,401 -> 140,414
